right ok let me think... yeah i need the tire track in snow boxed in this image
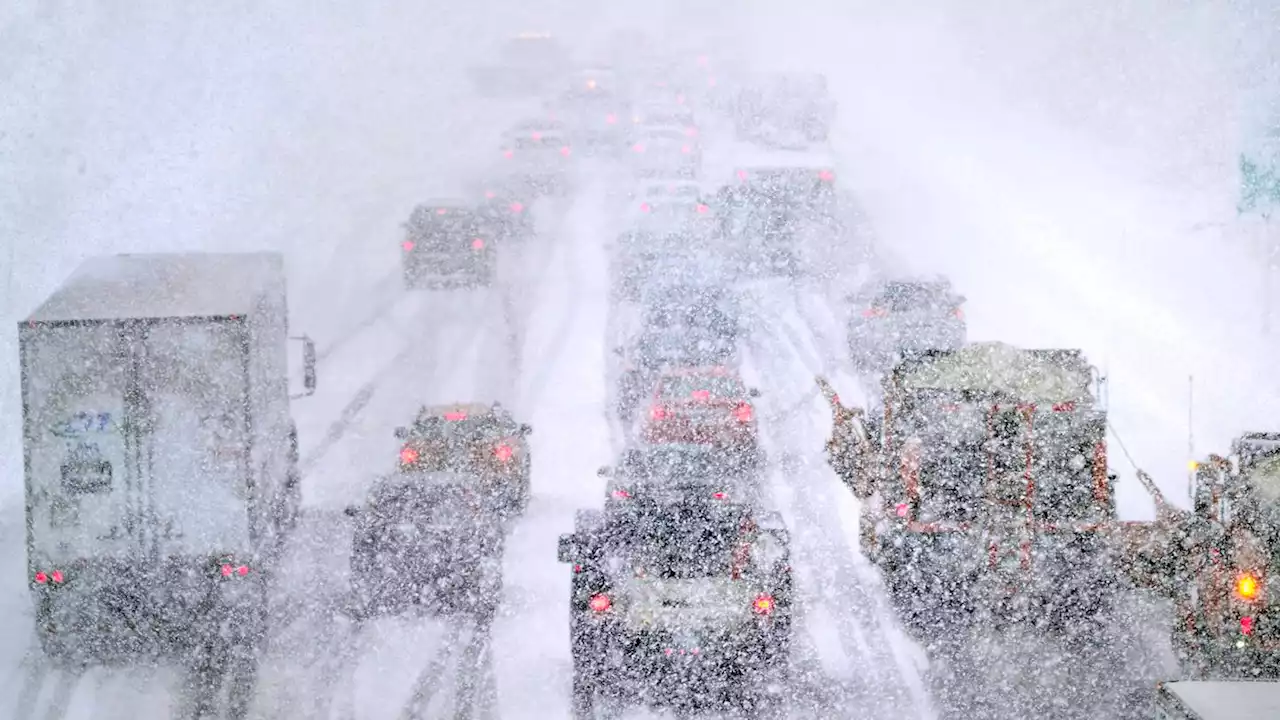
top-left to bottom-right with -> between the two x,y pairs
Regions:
745,294 -> 933,720
398,622 -> 464,720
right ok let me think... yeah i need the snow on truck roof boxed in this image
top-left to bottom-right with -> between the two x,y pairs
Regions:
26,252 -> 284,323
896,342 -> 1093,405
1161,680 -> 1280,718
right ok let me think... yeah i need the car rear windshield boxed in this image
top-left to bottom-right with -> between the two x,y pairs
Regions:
512,136 -> 566,150
407,211 -> 478,247
875,283 -> 954,311
414,413 -> 510,442
659,374 -> 745,399
612,504 -> 747,579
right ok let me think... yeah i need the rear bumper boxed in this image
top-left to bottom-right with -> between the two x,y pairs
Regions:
31,555 -> 265,660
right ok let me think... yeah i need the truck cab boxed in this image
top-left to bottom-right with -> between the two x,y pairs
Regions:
20,252 -> 316,665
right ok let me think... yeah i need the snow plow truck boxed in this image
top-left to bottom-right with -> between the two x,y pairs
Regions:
817,341 -> 1180,639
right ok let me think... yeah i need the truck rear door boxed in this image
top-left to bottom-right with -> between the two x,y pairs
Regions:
22,322 -> 136,564
136,319 -> 252,558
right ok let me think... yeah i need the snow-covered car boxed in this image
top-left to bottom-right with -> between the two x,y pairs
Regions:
598,443 -> 762,518
625,180 -> 712,226
394,402 -> 534,517
401,201 -> 496,289
629,128 -> 701,179
473,177 -> 535,243
735,72 -> 835,143
553,71 -> 631,152
500,120 -> 574,195
613,326 -> 738,422
559,503 -> 792,719
346,473 -> 504,620
846,278 -> 967,372
630,102 -> 698,140
638,366 -> 763,470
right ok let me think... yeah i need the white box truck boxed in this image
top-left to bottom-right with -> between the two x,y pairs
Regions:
19,252 -> 316,664
1155,680 -> 1280,720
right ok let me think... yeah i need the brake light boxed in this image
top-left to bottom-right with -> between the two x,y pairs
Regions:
696,203 -> 709,214
1243,616 -> 1255,635
640,202 -> 651,213
221,564 -> 249,577
685,127 -> 698,137
484,190 -> 496,199
752,594 -> 775,615
712,492 -> 727,500
560,146 -> 571,156
818,169 -> 835,182
863,307 -> 887,318
736,170 -> 748,181
589,593 -> 612,613
503,150 -> 514,159
494,444 -> 513,462
633,143 -> 645,153
472,238 -> 485,250
1051,402 -> 1076,412
509,201 -> 524,213
613,489 -> 632,499
953,307 -> 964,319
650,405 -> 669,421
707,77 -> 717,87
444,411 -> 468,421
436,208 -> 447,215
1238,573 -> 1261,601
676,94 -> 685,105
402,240 -> 415,252
681,145 -> 691,154
692,389 -> 711,401
734,403 -> 754,422
606,113 -> 618,124
34,571 -> 47,584
532,132 -> 542,140
400,447 -> 420,465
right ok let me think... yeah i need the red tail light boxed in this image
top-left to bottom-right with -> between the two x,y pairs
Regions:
560,146 -> 571,156
734,403 -> 754,422
692,389 -> 711,401
707,77 -> 717,87
863,307 -> 887,318
650,405 -> 669,421
613,489 -> 632,499
1051,402 -> 1076,412
494,444 -> 513,462
444,411 -> 468,421
640,202 -> 651,213
752,594 -> 775,615
818,169 -> 835,182
633,143 -> 646,153
34,571 -> 47,584
712,492 -> 727,500
953,307 -> 964,319
509,201 -> 524,213
695,204 -> 709,214
472,238 -> 485,250
532,132 -> 542,140
221,564 -> 250,577
606,113 -> 618,124
402,240 -> 415,252
676,94 -> 686,105
681,145 -> 691,154
436,208 -> 448,215
503,150 -> 514,159
685,127 -> 697,137
400,447 -> 420,465
484,190 -> 496,199
589,594 -> 612,613
736,170 -> 748,181
1243,616 -> 1256,635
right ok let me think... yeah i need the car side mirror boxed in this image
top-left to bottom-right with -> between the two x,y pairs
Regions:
343,505 -> 360,518
289,334 -> 318,398
519,423 -> 533,437
748,388 -> 761,398
597,466 -> 613,478
393,426 -> 409,440
557,534 -> 579,564
613,346 -> 625,357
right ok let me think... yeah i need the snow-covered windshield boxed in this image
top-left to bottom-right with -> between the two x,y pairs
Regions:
608,504 -> 746,579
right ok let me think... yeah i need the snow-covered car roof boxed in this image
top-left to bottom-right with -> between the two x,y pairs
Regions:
636,180 -> 703,198
896,342 -> 1094,405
